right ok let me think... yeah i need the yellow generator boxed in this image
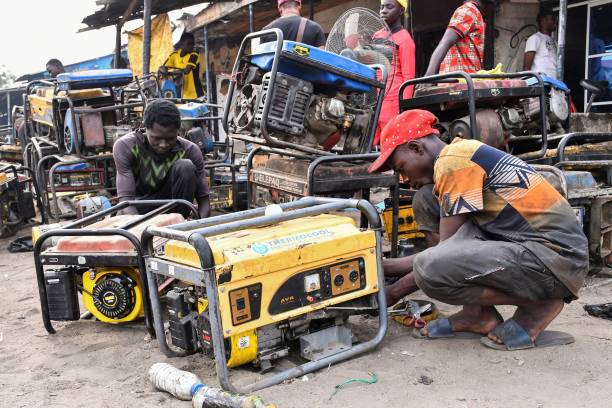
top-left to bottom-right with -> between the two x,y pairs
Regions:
143,197 -> 387,393
33,200 -> 197,335
382,195 -> 424,242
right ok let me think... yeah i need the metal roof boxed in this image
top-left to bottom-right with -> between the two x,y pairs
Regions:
80,0 -> 214,31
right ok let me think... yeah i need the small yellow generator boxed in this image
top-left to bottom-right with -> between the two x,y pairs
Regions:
143,197 -> 387,393
382,195 -> 424,242
33,200 -> 197,335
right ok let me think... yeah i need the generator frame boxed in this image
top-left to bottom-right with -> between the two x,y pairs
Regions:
33,199 -> 198,337
399,72 -> 612,270
399,71 -> 550,160
247,146 -> 400,255
206,162 -> 239,212
23,76 -> 146,159
222,29 -> 386,157
142,197 -> 388,394
223,29 -> 400,255
0,163 -> 46,235
26,152 -> 115,221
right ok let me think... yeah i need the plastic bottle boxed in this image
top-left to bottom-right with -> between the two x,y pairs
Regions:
191,384 -> 275,408
149,363 -> 202,401
149,363 -> 276,408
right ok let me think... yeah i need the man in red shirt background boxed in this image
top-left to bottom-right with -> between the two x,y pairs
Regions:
375,0 -> 416,145
424,0 -> 497,76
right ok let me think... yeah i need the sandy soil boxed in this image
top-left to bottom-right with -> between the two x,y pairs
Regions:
1,233 -> 611,408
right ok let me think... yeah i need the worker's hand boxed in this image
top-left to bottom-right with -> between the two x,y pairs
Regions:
183,66 -> 193,75
158,66 -> 168,74
414,83 -> 433,95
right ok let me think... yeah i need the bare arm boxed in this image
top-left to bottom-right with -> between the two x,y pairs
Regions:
113,137 -> 139,215
439,213 -> 469,242
383,254 -> 417,277
424,28 -> 460,76
197,197 -> 210,218
423,231 -> 440,248
523,51 -> 536,72
383,215 -> 465,280
186,144 -> 210,218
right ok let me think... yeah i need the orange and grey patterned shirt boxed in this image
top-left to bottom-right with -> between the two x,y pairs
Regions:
434,138 -> 589,296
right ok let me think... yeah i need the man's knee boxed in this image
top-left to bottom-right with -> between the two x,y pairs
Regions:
413,248 -> 478,305
413,249 -> 446,294
171,159 -> 197,182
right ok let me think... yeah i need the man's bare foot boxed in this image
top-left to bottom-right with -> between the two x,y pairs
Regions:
487,299 -> 564,345
420,305 -> 503,336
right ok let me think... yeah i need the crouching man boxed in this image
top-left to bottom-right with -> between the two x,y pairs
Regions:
113,99 -> 210,218
371,110 -> 588,351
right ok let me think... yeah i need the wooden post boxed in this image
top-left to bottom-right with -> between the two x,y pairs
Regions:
143,0 -> 152,74
114,23 -> 122,68
116,0 -> 140,69
204,25 -> 212,102
557,0 -> 568,80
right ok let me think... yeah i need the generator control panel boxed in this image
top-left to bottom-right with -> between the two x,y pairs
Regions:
228,283 -> 262,326
268,258 -> 366,315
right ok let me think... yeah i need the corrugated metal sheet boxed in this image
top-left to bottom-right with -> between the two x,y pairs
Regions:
80,0 -> 216,30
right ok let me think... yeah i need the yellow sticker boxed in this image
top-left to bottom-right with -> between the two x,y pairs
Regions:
293,45 -> 310,57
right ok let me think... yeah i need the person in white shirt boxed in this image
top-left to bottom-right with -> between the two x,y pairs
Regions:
523,8 -> 558,79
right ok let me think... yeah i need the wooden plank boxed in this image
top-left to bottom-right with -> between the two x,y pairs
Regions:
185,0 -> 260,31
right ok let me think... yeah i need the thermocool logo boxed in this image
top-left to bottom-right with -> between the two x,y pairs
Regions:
251,230 -> 334,255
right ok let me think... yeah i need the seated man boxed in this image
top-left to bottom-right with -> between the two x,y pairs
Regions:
113,99 -> 210,218
371,110 -> 588,351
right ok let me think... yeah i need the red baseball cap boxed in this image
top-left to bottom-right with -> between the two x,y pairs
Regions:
368,109 -> 440,173
278,0 -> 301,8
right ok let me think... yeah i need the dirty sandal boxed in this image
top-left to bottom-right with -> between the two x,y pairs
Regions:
480,319 -> 575,351
413,318 -> 481,339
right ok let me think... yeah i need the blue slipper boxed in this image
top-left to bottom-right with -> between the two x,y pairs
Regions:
415,318 -> 481,339
480,319 -> 575,351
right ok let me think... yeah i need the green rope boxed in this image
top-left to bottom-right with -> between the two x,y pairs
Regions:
328,372 -> 379,401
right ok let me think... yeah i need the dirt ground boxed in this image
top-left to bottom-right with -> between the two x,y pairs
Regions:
1,233 -> 612,408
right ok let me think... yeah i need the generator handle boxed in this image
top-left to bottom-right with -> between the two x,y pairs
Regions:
60,199 -> 198,230
0,164 -> 19,180
399,71 -> 478,139
142,198 -> 388,392
556,132 -> 612,163
33,228 -> 153,337
364,64 -> 389,152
